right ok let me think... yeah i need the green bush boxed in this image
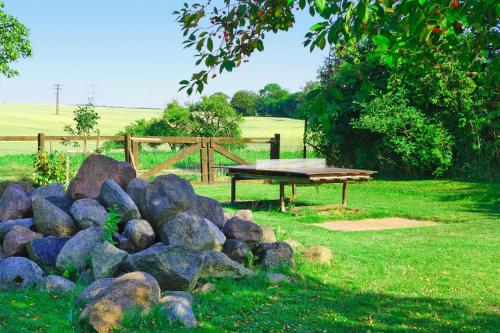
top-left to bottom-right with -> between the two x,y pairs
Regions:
31,152 -> 68,186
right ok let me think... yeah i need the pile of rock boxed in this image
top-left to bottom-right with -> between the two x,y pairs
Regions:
0,155 -> 294,332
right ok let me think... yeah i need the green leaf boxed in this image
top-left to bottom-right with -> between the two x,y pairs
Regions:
315,0 -> 326,13
207,38 -> 213,52
372,34 -> 391,50
418,0 -> 426,5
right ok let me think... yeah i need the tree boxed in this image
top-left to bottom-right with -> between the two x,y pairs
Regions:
0,1 -> 31,77
231,90 -> 258,116
255,83 -> 290,117
63,100 -> 101,152
175,0 -> 498,94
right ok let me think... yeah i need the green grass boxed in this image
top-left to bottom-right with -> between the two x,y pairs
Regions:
0,180 -> 498,332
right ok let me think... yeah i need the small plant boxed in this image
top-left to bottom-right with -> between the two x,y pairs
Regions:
62,263 -> 78,281
63,99 -> 101,151
243,251 -> 254,269
32,151 -> 68,186
102,206 -> 122,245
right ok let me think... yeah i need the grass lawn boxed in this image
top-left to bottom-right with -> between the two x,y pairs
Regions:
0,179 -> 498,332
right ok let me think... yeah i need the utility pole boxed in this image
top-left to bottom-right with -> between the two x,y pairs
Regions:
53,84 -> 63,115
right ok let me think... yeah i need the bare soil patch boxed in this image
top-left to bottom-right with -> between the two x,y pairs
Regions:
315,217 -> 438,232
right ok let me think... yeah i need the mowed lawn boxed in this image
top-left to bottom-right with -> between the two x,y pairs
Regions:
0,180 -> 498,332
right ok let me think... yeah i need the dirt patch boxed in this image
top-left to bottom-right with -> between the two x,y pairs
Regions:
315,217 -> 438,232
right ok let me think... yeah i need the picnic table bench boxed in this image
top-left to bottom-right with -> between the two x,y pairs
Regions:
219,159 -> 376,212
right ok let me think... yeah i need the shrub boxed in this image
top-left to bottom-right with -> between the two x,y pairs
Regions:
32,152 -> 68,186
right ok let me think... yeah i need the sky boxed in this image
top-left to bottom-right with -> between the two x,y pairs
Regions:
0,0 -> 327,108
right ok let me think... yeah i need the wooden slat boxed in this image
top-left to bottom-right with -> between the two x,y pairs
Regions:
45,135 -> 123,141
213,137 -> 273,144
132,136 -> 201,144
212,143 -> 249,165
139,143 -> 202,179
0,136 -> 37,141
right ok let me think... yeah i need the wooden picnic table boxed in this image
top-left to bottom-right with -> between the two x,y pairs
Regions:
220,164 -> 377,212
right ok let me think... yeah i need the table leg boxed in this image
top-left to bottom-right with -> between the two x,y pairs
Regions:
342,181 -> 348,208
291,184 -> 297,200
231,177 -> 236,204
279,182 -> 286,212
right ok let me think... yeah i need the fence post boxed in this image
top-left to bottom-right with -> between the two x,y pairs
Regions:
132,141 -> 139,169
303,116 -> 308,158
124,133 -> 131,164
208,138 -> 215,184
200,138 -> 209,184
270,133 -> 280,159
37,133 -> 45,153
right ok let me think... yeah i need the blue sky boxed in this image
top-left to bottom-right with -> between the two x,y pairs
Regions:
0,0 -> 327,108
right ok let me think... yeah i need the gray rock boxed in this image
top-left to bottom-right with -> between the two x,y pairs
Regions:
99,179 -> 141,221
196,195 -> 224,229
125,245 -> 204,291
222,216 -> 263,249
56,227 -> 103,272
32,182 -> 65,199
91,241 -> 128,279
27,236 -> 70,269
0,257 -> 43,289
66,154 -> 137,200
261,226 -> 277,243
2,225 -> 43,257
198,251 -> 254,279
123,219 -> 155,251
161,210 -> 225,251
138,174 -> 197,233
32,196 -> 78,237
267,273 -> 289,284
70,199 -> 108,229
79,271 -> 160,333
0,218 -> 34,242
222,239 -> 251,263
126,178 -> 148,206
234,209 -> 253,222
40,275 -> 76,293
161,291 -> 197,328
0,246 -> 4,261
112,232 -> 133,253
223,212 -> 233,224
0,185 -> 31,222
256,242 -> 294,270
45,195 -> 73,214
75,278 -> 115,307
0,181 -> 33,198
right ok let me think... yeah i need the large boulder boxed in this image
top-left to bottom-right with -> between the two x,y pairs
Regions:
0,218 -> 34,242
99,179 -> 141,221
27,236 -> 70,269
40,275 -> 76,293
0,185 -> 31,222
112,232 -> 133,253
76,278 -> 115,307
256,242 -> 294,270
32,182 -> 65,199
123,219 -> 155,252
161,210 -> 225,251
196,195 -> 224,229
70,199 -> 108,229
198,251 -> 254,279
0,181 -> 33,198
138,174 -> 197,233
79,272 -> 161,333
45,195 -> 73,214
32,196 -> 78,237
161,291 -> 197,328
66,155 -> 137,200
125,245 -> 204,291
222,239 -> 251,263
91,241 -> 128,279
2,225 -> 43,257
126,178 -> 148,206
0,257 -> 43,289
222,216 -> 263,249
56,227 -> 103,272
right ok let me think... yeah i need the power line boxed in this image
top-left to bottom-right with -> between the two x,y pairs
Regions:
53,84 -> 63,115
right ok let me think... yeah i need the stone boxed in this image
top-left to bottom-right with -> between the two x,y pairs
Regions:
196,195 -> 224,229
234,209 -> 253,222
27,236 -> 70,269
76,278 -> 115,307
70,199 -> 108,229
223,212 -> 233,223
138,174 -> 197,233
267,273 -> 289,284
0,257 -> 43,289
79,271 -> 160,333
161,291 -> 197,328
32,182 -> 65,199
256,242 -> 294,270
222,239 -> 251,263
112,232 -> 133,253
2,225 -> 43,257
198,251 -> 254,279
261,226 -> 277,243
66,154 -> 137,200
0,246 -> 4,261
125,245 -> 204,291
56,227 -> 103,272
45,195 -> 73,214
126,178 -> 148,206
161,210 -> 225,251
0,185 -> 31,222
123,219 -> 155,252
40,275 -> 76,293
194,282 -> 215,294
91,241 -> 128,279
99,179 -> 141,222
0,181 -> 33,197
0,218 -> 34,242
302,246 -> 332,265
32,196 -> 78,237
284,239 -> 305,252
222,216 -> 263,249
